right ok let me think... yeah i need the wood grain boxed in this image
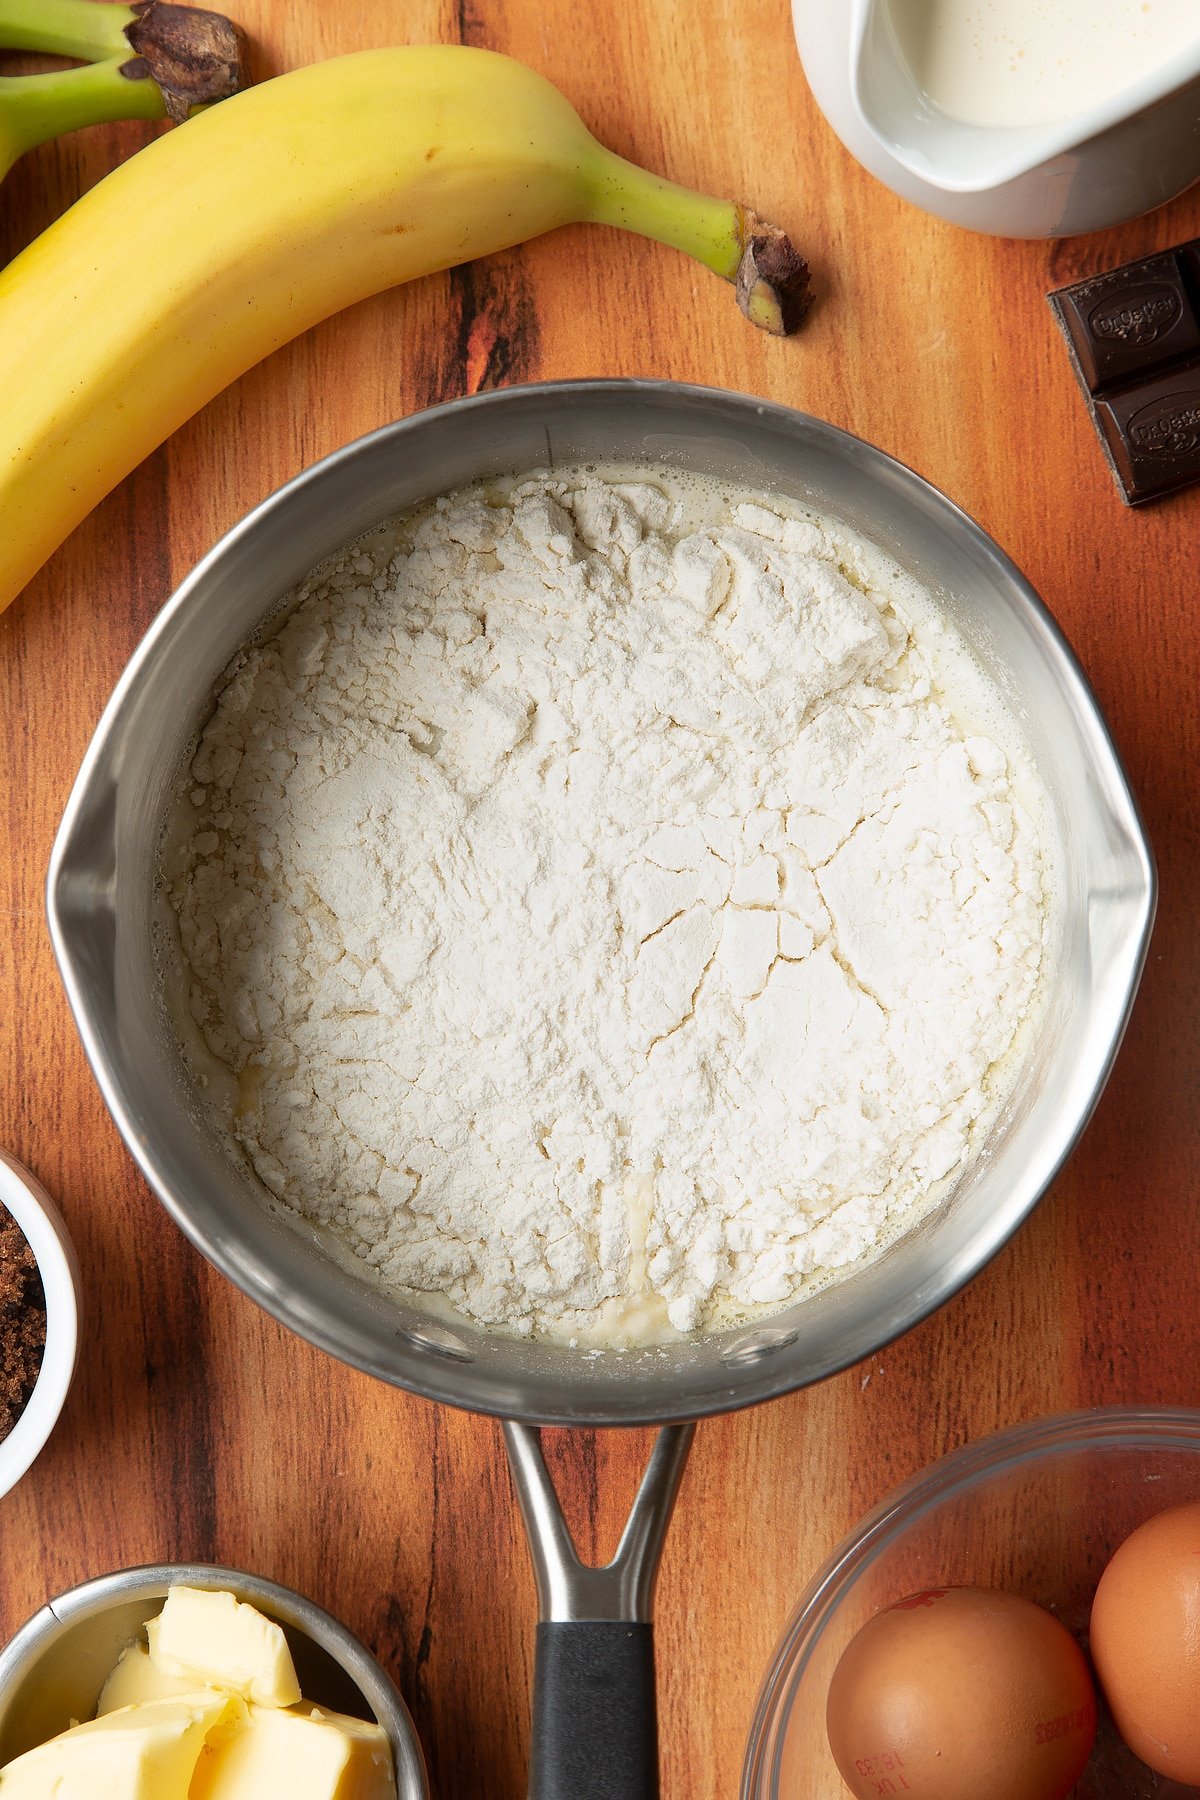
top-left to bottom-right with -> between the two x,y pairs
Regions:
1,1 -> 1198,1796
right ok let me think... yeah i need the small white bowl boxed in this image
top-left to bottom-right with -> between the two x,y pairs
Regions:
0,1152 -> 79,1500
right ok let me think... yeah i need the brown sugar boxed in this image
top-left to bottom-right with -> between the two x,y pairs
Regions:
0,1202 -> 46,1441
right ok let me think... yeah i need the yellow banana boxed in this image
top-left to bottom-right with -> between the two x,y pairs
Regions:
0,44 -> 810,615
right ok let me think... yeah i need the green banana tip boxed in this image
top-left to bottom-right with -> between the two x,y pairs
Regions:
735,211 -> 813,337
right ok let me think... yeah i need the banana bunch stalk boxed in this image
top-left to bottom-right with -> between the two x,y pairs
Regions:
0,0 -> 247,180
0,44 -> 812,616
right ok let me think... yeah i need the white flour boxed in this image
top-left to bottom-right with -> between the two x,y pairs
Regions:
166,469 -> 1046,1341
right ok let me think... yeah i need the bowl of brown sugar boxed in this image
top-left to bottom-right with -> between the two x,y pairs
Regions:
0,1152 -> 78,1499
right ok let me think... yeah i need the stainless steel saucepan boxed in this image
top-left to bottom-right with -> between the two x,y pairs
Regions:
47,382 -> 1154,1797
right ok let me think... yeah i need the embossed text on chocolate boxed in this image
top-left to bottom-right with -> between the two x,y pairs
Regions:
1090,288 -> 1180,346
1129,392 -> 1200,457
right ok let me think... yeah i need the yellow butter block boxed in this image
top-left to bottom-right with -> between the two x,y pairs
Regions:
190,1703 -> 396,1800
98,1645 -> 202,1716
147,1588 -> 301,1709
0,1694 -> 234,1798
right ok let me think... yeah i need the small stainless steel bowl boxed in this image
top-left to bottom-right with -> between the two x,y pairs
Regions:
0,1562 -> 428,1796
47,381 -> 1155,1425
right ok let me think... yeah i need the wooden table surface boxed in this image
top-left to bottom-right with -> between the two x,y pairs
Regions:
2,1 -> 1198,1794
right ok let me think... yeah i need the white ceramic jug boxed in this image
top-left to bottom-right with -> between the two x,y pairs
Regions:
794,0 -> 1200,237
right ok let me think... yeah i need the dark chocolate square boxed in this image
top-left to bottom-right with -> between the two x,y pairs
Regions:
1094,365 -> 1200,503
1051,249 -> 1200,391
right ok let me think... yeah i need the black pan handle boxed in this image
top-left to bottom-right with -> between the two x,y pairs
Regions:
531,1620 -> 657,1800
503,1422 -> 696,1800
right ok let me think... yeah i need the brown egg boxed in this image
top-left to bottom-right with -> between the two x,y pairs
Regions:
1090,1501 -> 1200,1783
826,1586 -> 1097,1799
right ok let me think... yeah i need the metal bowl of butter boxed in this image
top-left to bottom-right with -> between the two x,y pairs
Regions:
0,1563 -> 428,1797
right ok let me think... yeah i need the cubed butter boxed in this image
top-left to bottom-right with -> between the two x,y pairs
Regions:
98,1645 -> 201,1716
0,1694 -> 234,1798
147,1588 -> 301,1708
190,1703 -> 396,1800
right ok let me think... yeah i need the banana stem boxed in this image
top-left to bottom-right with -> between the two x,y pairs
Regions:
0,0 -> 135,61
585,147 -> 744,278
1,57 -> 164,156
0,1 -> 248,140
585,144 -> 814,336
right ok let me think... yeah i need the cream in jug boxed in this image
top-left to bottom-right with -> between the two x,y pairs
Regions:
885,0 -> 1200,128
